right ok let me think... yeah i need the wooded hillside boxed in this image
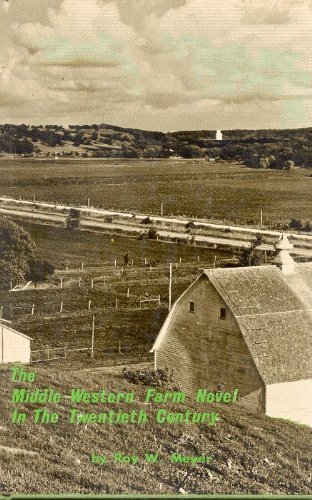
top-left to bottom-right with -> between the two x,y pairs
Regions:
1,123 -> 312,169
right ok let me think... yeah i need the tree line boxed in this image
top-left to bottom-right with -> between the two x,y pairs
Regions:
0,123 -> 311,168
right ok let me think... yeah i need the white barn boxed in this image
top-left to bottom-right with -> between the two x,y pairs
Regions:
152,235 -> 312,427
0,323 -> 32,363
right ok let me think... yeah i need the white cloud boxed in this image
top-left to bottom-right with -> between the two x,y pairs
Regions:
1,0 -> 312,129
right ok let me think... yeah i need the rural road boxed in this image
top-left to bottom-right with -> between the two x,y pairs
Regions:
0,198 -> 311,258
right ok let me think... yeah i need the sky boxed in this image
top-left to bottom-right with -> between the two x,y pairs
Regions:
0,0 -> 311,131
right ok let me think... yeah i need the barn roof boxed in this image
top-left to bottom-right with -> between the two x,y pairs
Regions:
204,264 -> 312,384
152,262 -> 312,385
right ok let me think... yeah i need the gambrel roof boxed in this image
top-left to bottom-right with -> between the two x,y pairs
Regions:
152,263 -> 312,385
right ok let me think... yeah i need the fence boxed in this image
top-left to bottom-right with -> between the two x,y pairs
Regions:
30,345 -> 91,363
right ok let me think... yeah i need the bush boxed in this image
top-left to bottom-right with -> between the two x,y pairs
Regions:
141,216 -> 151,224
303,221 -> 312,232
289,218 -> 302,230
146,227 -> 158,240
122,368 -> 172,387
66,208 -> 81,229
185,220 -> 195,230
104,214 -> 113,223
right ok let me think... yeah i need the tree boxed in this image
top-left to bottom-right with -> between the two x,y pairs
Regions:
0,219 -> 36,290
0,260 -> 24,290
146,227 -> 158,240
141,216 -> 151,225
26,258 -> 55,288
66,208 -> 81,229
289,218 -> 302,230
0,218 -> 35,272
238,233 -> 265,267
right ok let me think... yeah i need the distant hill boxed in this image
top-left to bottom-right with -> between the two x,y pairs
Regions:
0,123 -> 312,169
0,364 -> 311,495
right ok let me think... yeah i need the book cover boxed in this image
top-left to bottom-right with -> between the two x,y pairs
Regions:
0,1 -> 311,499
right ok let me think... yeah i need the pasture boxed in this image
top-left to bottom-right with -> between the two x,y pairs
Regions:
20,221 -> 224,269
0,220 -> 232,364
0,159 -> 311,224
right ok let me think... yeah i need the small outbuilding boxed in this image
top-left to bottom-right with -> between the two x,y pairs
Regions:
151,235 -> 312,426
0,323 -> 32,364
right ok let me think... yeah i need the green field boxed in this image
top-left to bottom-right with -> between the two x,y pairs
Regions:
0,159 -> 311,224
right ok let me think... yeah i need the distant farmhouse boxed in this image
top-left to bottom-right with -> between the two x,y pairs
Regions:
0,323 -> 31,364
152,235 -> 312,426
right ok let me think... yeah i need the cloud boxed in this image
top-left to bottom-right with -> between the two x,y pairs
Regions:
1,0 -> 312,129
243,6 -> 290,25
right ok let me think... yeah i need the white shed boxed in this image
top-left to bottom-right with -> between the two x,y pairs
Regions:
0,323 -> 32,363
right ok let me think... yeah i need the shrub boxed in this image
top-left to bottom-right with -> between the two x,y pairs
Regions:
146,227 -> 158,240
185,220 -> 195,230
289,218 -> 302,230
141,216 -> 151,224
66,208 -> 81,229
122,368 -> 172,387
303,221 -> 312,232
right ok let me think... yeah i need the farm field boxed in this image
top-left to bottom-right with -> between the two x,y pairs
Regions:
0,159 -> 311,224
0,220 -> 232,363
19,221 -> 226,269
1,364 -> 311,495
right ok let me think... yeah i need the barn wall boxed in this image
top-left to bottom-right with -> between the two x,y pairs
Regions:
266,379 -> 312,427
0,326 -> 31,364
156,276 -> 264,412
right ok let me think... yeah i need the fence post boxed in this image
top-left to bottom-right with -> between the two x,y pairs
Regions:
60,278 -> 63,289
31,304 -> 35,315
81,261 -> 84,270
118,339 -> 121,355
88,300 -> 91,310
78,277 -> 81,287
91,278 -> 94,290
114,259 -> 117,268
60,302 -> 63,313
127,288 -> 130,298
158,295 -> 161,306
115,298 -> 118,309
169,263 -> 172,312
91,315 -> 95,358
0,305 -> 2,318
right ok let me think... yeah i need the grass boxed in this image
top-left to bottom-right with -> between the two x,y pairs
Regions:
0,159 -> 311,224
0,364 -> 311,495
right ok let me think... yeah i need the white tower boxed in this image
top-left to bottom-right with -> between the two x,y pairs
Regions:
272,233 -> 295,275
216,129 -> 222,141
